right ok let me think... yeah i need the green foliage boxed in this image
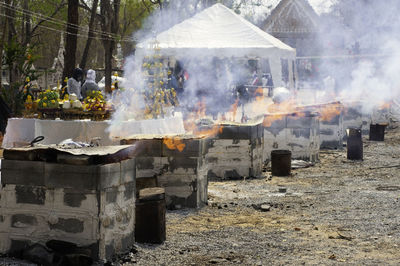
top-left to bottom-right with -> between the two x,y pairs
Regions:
0,83 -> 24,116
2,38 -> 41,115
120,0 -> 157,36
3,38 -> 41,84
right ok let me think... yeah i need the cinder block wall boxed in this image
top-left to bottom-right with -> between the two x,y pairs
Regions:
0,158 -> 136,261
205,123 -> 264,180
298,103 -> 344,149
121,137 -> 209,209
263,112 -> 320,162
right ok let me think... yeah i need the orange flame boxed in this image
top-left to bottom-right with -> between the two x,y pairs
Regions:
163,137 -> 186,152
227,98 -> 239,122
194,125 -> 224,138
262,99 -> 299,127
319,102 -> 342,121
378,101 -> 391,110
263,114 -> 285,127
254,87 -> 264,101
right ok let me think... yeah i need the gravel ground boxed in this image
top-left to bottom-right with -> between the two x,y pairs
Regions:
2,127 -> 400,265
127,126 -> 400,265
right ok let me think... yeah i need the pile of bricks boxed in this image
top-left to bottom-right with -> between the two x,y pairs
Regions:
298,102 -> 344,149
0,154 -> 136,261
121,136 -> 209,209
205,123 -> 264,180
263,111 -> 320,163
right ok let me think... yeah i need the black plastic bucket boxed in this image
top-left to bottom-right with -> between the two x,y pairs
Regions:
347,128 -> 363,160
369,124 -> 386,141
271,150 -> 292,176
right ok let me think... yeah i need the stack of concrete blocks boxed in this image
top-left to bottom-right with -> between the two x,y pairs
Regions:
263,111 -> 320,163
0,158 -> 136,261
205,123 -> 264,180
121,137 -> 209,209
342,102 -> 371,139
298,102 -> 344,149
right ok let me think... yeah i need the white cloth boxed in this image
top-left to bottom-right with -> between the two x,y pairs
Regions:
2,118 -> 118,148
107,113 -> 186,139
2,116 -> 186,148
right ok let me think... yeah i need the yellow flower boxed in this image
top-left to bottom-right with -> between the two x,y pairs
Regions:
51,100 -> 55,103
43,97 -> 47,100
43,102 -> 47,107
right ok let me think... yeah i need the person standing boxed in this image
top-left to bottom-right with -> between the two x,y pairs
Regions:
67,68 -> 83,99
81,69 -> 100,99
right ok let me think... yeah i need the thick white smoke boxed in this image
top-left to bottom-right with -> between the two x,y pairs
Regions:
317,0 -> 400,113
108,1 -> 252,139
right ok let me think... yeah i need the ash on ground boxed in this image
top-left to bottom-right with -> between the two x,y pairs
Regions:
126,125 -> 400,265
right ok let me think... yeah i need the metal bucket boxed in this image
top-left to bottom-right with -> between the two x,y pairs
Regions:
369,124 -> 386,141
347,128 -> 363,160
135,187 -> 166,244
271,150 -> 291,176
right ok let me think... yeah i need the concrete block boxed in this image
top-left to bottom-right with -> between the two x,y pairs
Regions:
291,128 -> 311,139
136,177 -> 157,194
104,186 -> 119,204
98,162 -> 121,189
1,160 -> 45,186
126,139 -> 162,157
11,214 -> 38,228
49,217 -> 84,233
167,157 -> 198,174
15,185 -> 46,205
136,157 -> 154,170
63,192 -> 87,208
286,114 -> 313,128
45,163 -> 98,190
124,182 -> 136,201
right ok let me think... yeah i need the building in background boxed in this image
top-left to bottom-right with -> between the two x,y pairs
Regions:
262,0 -> 321,86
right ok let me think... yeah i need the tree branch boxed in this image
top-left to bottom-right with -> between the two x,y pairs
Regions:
31,1 -> 67,35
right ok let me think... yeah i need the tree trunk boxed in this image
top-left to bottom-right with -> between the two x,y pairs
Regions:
22,0 -> 32,45
80,0 -> 99,70
100,0 -> 120,93
62,0 -> 79,80
7,0 -> 17,85
0,0 -> 11,89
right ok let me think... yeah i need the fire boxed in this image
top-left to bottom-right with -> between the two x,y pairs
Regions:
194,125 -> 223,138
263,113 -> 285,127
263,99 -> 298,127
183,98 -> 224,138
227,98 -> 239,122
319,102 -> 342,121
254,87 -> 263,101
378,101 -> 391,110
163,137 -> 186,152
196,98 -> 206,118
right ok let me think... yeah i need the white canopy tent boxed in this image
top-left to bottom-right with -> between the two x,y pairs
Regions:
136,3 -> 296,88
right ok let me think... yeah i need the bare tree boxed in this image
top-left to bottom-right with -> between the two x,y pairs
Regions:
80,0 -> 99,70
62,0 -> 79,81
100,0 -> 120,93
0,0 -> 12,88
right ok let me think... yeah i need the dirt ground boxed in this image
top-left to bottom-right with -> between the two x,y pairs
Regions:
127,126 -> 400,265
1,127 -> 400,266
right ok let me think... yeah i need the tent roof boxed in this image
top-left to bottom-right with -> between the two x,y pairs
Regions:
136,3 -> 295,58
